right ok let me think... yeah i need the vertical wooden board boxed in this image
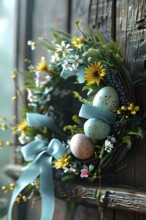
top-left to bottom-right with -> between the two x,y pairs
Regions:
116,0 -> 146,77
33,0 -> 68,37
133,138 -> 146,188
114,149 -> 135,186
89,0 -> 113,41
88,0 -> 98,28
114,210 -> 135,220
116,0 -> 128,49
95,0 -> 113,40
135,213 -> 146,220
72,204 -> 100,220
32,0 -> 69,63
70,0 -> 91,36
115,0 -> 146,189
102,208 -> 114,220
133,85 -> 146,188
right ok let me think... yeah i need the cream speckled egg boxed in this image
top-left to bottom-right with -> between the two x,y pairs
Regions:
70,133 -> 95,160
84,118 -> 111,141
93,86 -> 119,111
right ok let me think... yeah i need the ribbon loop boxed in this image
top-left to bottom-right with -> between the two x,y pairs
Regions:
21,140 -> 48,161
46,139 -> 66,159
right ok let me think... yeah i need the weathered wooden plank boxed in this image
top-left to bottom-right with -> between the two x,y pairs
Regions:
91,0 -> 114,41
54,182 -> 146,214
116,0 -> 146,78
32,0 -> 69,63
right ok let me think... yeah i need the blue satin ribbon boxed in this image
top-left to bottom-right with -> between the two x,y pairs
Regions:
8,113 -> 66,220
79,104 -> 117,125
61,66 -> 85,83
26,112 -> 63,135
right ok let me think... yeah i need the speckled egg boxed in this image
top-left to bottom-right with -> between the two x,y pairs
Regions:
70,133 -> 95,160
84,118 -> 111,141
93,86 -> 119,111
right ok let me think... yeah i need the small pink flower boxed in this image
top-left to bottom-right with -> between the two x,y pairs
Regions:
80,169 -> 89,178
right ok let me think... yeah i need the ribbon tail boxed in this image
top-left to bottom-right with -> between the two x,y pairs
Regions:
26,113 -> 63,135
40,156 -> 54,220
7,162 -> 40,220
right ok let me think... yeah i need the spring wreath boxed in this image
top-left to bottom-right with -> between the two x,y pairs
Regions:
3,20 -> 144,220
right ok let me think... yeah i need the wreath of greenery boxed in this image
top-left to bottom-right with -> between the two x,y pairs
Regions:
1,20 -> 145,212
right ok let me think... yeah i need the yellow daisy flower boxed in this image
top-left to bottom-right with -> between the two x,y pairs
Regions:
17,120 -> 28,133
71,36 -> 83,49
36,57 -> 53,76
36,57 -> 47,71
121,105 -> 127,111
127,103 -> 140,115
54,153 -> 71,169
85,61 -> 106,85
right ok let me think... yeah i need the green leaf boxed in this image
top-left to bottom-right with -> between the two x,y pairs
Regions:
127,127 -> 143,138
52,29 -> 70,39
73,91 -> 91,104
39,43 -> 56,51
122,135 -> 132,148
94,30 -> 105,45
72,115 -> 82,125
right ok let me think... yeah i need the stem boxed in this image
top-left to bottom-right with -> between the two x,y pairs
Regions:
76,24 -> 87,39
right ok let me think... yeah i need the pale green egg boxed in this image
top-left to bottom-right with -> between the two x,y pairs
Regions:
93,86 -> 119,111
84,118 -> 111,141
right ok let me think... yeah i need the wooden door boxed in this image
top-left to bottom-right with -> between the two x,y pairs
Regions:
78,0 -> 146,219
12,0 -> 146,219
60,1 -> 146,219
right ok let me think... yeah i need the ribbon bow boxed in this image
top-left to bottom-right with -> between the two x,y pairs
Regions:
8,113 -> 66,220
79,104 -> 117,125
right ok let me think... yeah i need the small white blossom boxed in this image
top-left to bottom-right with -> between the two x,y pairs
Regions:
62,59 -> 73,71
111,136 -> 116,143
107,135 -> 116,143
56,41 -> 72,57
35,71 -> 51,87
27,40 -> 36,50
72,55 -> 83,69
104,140 -> 114,153
27,89 -> 33,102
27,89 -> 39,103
18,133 -> 30,145
62,55 -> 83,71
50,53 -> 60,63
63,167 -> 77,174
34,134 -> 46,141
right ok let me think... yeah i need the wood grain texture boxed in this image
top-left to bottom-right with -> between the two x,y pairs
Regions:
14,0 -> 146,219
116,0 -> 146,77
54,182 -> 146,214
32,0 -> 69,63
70,0 -> 91,36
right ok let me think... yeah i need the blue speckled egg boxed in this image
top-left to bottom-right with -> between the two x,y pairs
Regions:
70,133 -> 95,160
84,118 -> 111,141
93,86 -> 119,111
